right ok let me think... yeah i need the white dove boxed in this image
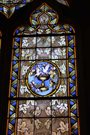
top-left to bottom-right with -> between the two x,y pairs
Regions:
42,64 -> 50,73
35,66 -> 40,76
20,85 -> 30,95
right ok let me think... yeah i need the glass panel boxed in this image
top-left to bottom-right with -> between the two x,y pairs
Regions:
34,100 -> 51,117
52,100 -> 68,117
52,118 -> 69,134
19,100 -> 35,117
20,61 -> 32,79
52,47 -> 67,59
52,36 -> 66,47
37,37 -> 51,47
22,37 -> 36,48
17,118 -> 34,135
52,60 -> 67,77
52,78 -> 68,97
21,49 -> 36,60
36,48 -> 51,59
34,118 -> 52,135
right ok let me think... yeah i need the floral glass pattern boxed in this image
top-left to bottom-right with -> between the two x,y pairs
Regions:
7,3 -> 80,135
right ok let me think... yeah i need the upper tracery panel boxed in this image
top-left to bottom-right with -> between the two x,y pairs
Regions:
0,0 -> 69,18
14,3 -> 74,36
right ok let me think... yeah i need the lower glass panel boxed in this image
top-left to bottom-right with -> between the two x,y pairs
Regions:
7,117 -> 80,135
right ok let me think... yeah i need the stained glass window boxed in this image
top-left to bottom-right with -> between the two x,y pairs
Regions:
0,0 -> 33,18
7,3 -> 80,135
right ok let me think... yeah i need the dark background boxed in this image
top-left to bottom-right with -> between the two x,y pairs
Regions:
0,0 -> 90,134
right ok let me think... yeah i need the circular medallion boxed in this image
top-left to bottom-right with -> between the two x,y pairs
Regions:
26,61 -> 60,96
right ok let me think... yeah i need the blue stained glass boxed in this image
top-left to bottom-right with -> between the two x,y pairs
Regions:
12,101 -> 16,106
69,67 -> 73,72
70,101 -> 74,106
70,59 -> 75,64
70,83 -> 74,88
70,44 -> 74,48
10,93 -> 15,97
16,38 -> 20,42
73,109 -> 77,115
68,35 -> 72,41
72,75 -> 76,80
14,68 -> 18,72
68,52 -> 73,56
12,76 -> 16,81
71,118 -> 76,125
12,61 -> 17,65
11,119 -> 15,125
22,0 -> 26,4
10,111 -> 13,115
15,29 -> 19,34
8,130 -> 12,135
15,6 -> 20,10
14,45 -> 17,48
13,84 -> 17,89
34,18 -> 37,21
15,53 -> 20,57
70,27 -> 73,32
0,7 -> 3,11
73,129 -> 78,134
71,91 -> 76,96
